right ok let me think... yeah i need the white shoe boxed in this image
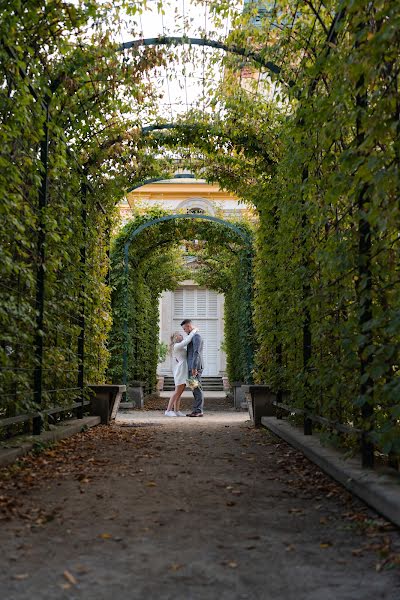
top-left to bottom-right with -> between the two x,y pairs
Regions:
165,411 -> 177,417
176,411 -> 186,417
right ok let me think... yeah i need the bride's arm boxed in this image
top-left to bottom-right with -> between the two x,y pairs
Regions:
174,328 -> 198,349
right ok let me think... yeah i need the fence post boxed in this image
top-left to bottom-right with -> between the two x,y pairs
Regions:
301,166 -> 313,435
272,205 -> 283,407
243,248 -> 254,384
355,69 -> 374,468
77,181 -> 87,419
33,101 -> 50,435
122,244 -> 129,386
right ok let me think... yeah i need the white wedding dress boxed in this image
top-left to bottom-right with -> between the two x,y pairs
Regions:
172,329 -> 197,386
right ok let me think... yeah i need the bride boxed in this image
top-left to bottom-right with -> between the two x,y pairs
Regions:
165,327 -> 198,417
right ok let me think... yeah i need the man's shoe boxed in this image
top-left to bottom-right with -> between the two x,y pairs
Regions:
186,412 -> 204,417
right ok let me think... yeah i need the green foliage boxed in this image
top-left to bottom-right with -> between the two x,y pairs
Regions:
0,0 -> 166,417
158,342 -> 169,364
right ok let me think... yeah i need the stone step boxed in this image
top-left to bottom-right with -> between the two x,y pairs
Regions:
162,376 -> 224,391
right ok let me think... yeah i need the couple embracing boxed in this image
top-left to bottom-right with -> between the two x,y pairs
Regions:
165,319 -> 204,418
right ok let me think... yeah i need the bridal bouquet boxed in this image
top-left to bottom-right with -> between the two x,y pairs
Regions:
187,376 -> 202,390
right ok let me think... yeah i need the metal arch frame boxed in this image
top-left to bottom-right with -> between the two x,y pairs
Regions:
119,36 -> 293,86
122,213 -> 252,385
127,177 -> 170,193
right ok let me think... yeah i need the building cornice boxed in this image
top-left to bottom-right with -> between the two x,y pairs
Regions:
126,182 -> 238,207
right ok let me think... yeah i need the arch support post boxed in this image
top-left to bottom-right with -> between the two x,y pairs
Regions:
122,243 -> 130,387
77,181 -> 87,419
355,68 -> 374,469
301,165 -> 313,436
33,100 -> 50,435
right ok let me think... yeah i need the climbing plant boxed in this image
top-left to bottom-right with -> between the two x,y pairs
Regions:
0,0 -> 168,421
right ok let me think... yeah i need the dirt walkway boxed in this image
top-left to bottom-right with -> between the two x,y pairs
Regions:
0,411 -> 399,599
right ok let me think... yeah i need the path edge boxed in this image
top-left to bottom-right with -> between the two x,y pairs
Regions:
0,416 -> 101,468
261,417 -> 400,528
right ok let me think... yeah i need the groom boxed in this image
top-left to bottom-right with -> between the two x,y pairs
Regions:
181,319 -> 204,417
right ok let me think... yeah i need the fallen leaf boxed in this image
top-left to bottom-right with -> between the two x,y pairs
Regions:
169,563 -> 184,571
146,481 -> 157,487
99,533 -> 113,540
63,570 -> 77,585
226,501 -> 236,507
13,573 -> 29,580
320,542 -> 332,549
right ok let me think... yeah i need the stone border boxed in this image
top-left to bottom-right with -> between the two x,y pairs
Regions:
261,417 -> 400,528
0,416 -> 100,468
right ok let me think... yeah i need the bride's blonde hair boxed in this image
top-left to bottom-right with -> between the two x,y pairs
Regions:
169,331 -> 182,353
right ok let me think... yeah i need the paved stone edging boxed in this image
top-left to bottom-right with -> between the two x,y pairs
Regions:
0,416 -> 100,468
261,417 -> 400,528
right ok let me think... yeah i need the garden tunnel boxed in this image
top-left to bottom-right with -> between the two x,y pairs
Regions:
108,210 -> 255,393
1,1 -> 399,472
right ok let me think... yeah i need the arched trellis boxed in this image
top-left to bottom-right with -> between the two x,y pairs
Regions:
127,176 -> 174,194
119,36 -> 293,86
122,213 -> 253,385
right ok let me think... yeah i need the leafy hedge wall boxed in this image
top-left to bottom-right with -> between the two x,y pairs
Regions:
0,1 -> 166,419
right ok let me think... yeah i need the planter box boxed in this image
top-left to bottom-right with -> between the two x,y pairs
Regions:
231,381 -> 246,411
243,385 -> 277,426
126,382 -> 145,409
88,384 -> 126,425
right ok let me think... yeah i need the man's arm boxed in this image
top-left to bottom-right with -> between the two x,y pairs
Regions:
191,333 -> 202,373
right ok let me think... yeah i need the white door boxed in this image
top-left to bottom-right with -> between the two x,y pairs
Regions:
173,287 -> 219,375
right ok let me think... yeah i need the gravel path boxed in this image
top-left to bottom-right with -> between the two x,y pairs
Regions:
0,411 -> 399,599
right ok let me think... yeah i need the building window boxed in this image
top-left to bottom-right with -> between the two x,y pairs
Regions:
177,198 -> 215,215
187,207 -> 205,214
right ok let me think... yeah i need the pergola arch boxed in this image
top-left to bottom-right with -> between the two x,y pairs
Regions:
119,36 -> 292,87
